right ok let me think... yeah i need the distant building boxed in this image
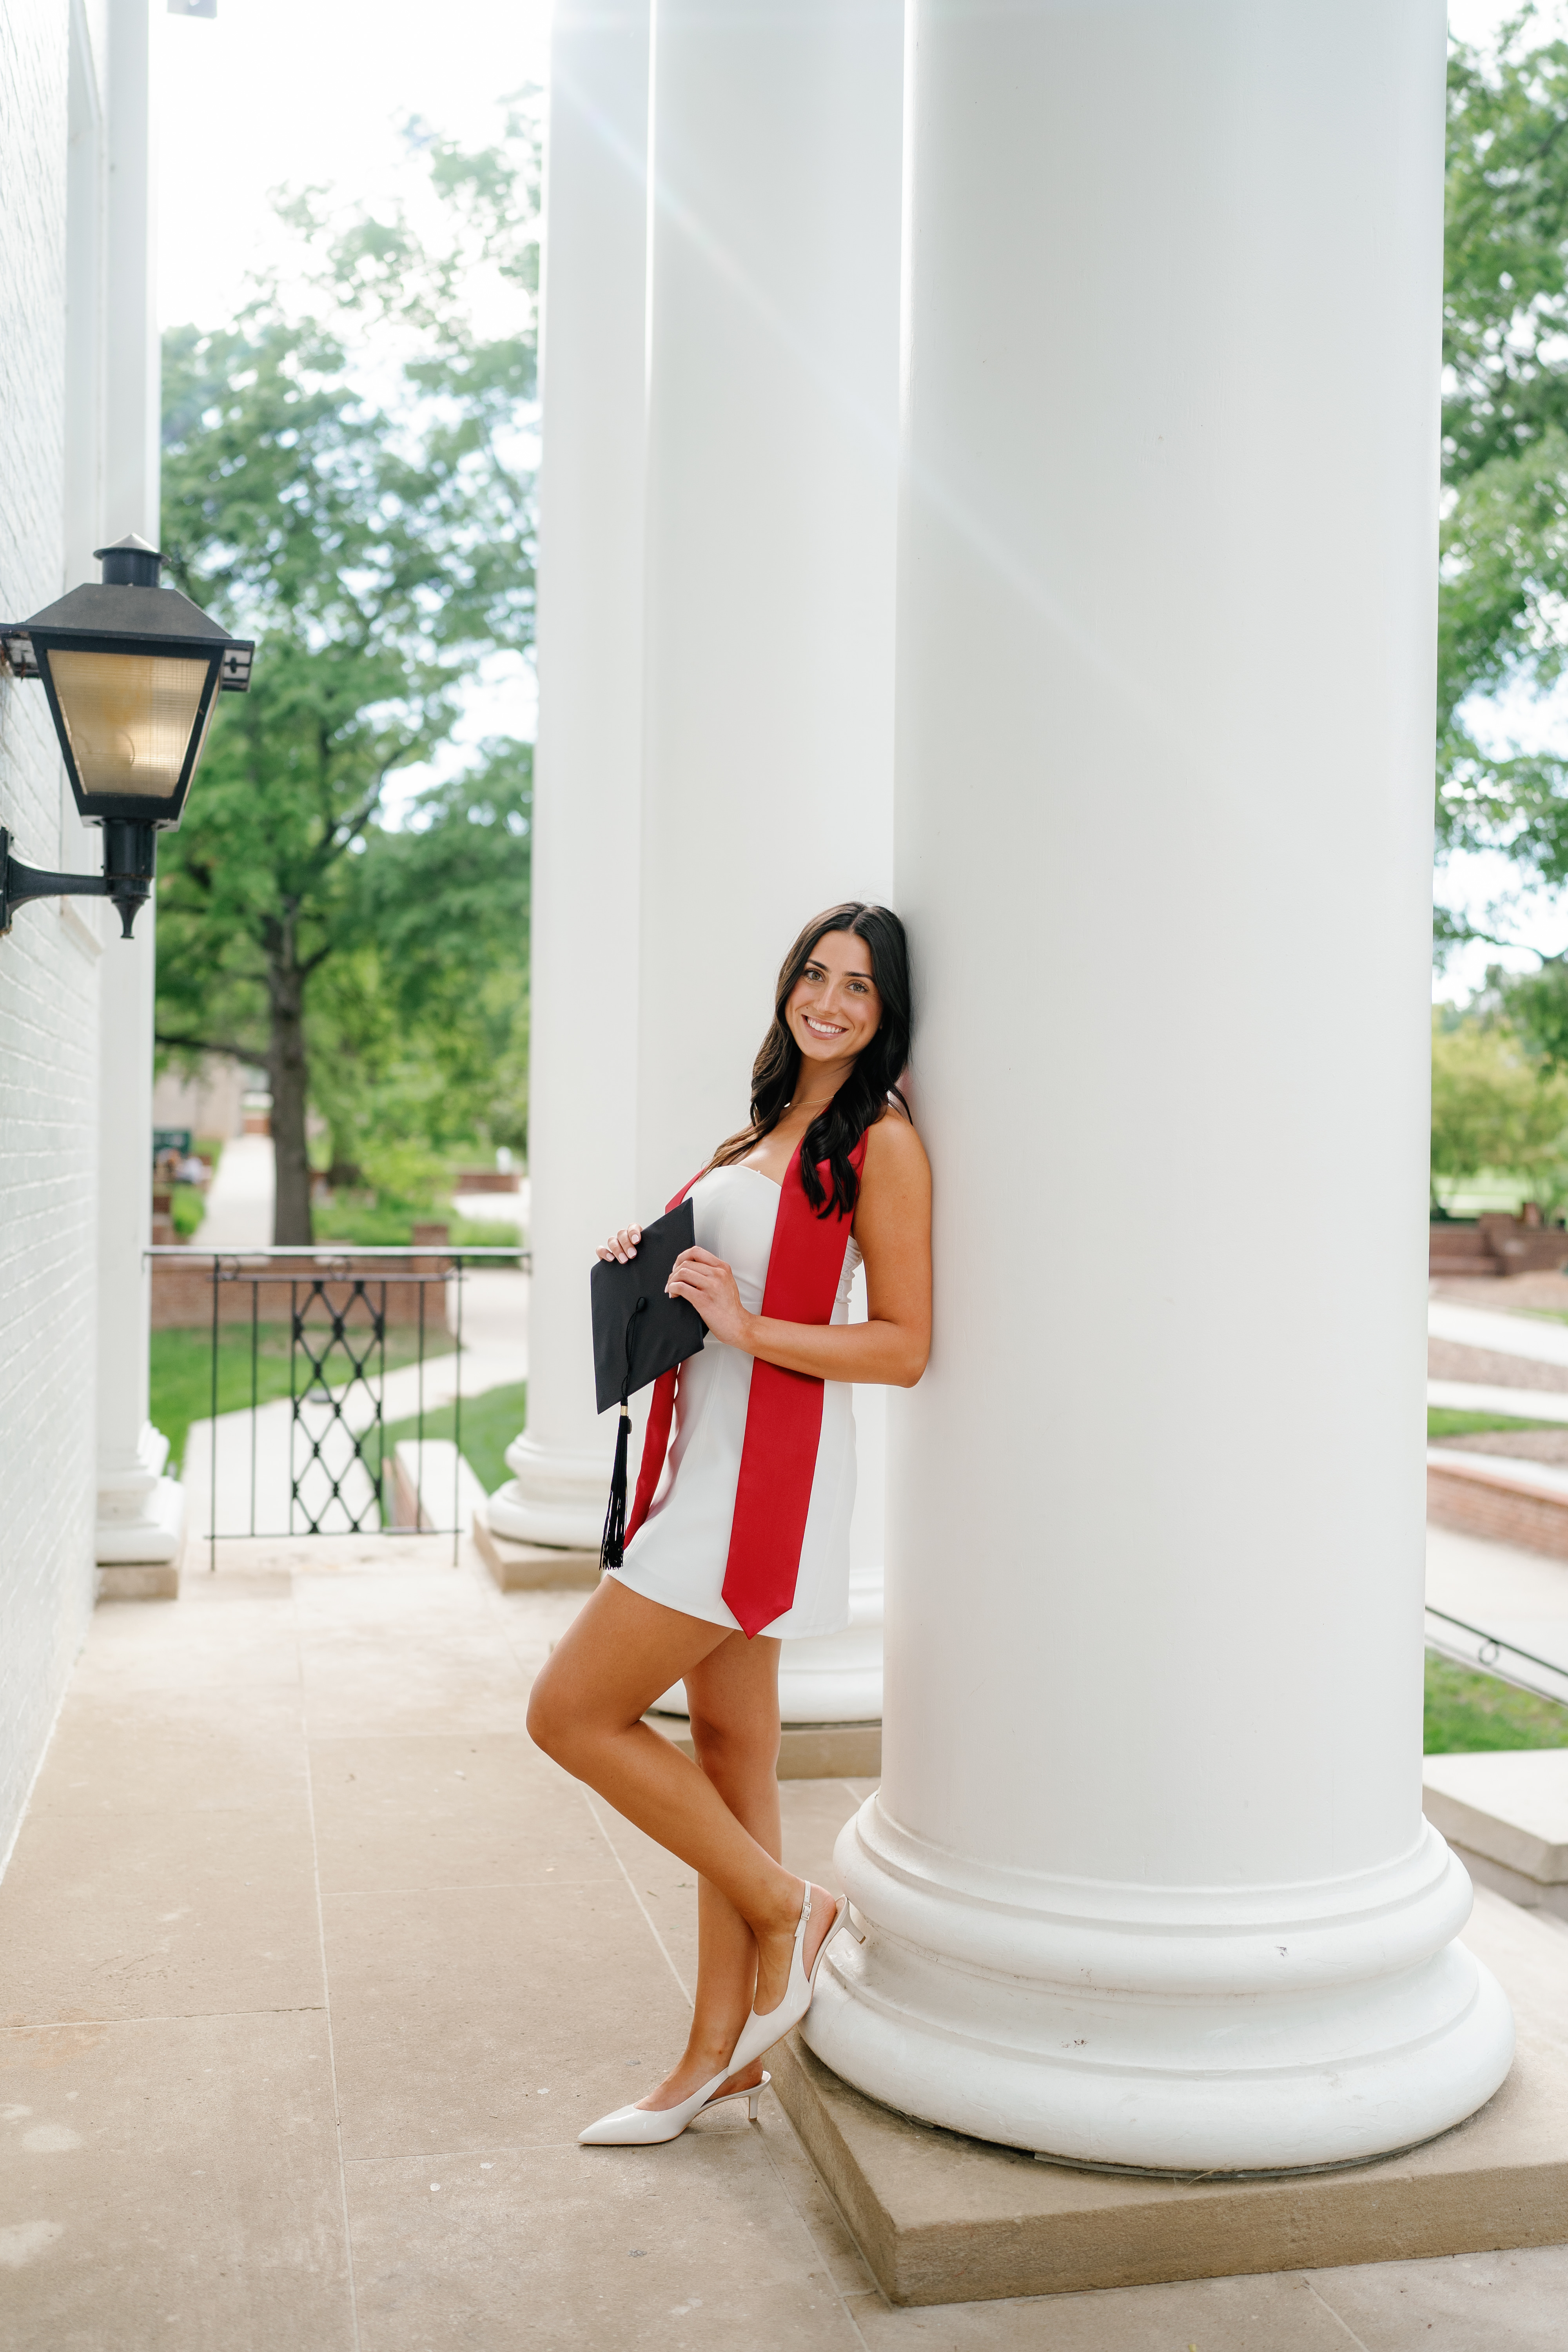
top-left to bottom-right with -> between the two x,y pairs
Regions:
151,1054 -> 256,1144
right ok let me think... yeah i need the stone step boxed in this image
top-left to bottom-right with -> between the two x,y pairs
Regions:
1424,1750 -> 1568,1921
470,1511 -> 600,1591
644,1710 -> 881,1780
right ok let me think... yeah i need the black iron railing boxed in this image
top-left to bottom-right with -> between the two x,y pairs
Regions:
1425,1604 -> 1568,1708
147,1245 -> 526,1566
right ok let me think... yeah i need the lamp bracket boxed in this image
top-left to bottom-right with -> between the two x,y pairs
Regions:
0,823 -> 156,941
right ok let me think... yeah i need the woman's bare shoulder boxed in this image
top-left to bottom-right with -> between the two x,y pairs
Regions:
863,1104 -> 930,1182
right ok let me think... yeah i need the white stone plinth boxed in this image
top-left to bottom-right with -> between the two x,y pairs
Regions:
803,0 -> 1514,2171
487,1432 -> 616,1553
777,1564 -> 884,1725
95,1424 -> 184,1568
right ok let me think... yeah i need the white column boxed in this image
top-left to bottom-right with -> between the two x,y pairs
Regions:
485,0 -> 652,1552
634,0 -> 900,1705
93,0 -> 182,1577
805,0 -> 1516,2170
634,0 -> 900,1207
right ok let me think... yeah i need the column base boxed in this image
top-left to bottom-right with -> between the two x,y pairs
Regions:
488,1430 -> 608,1551
95,1424 -> 185,1578
98,1557 -> 181,1601
776,1887 -> 1562,2303
804,1796 -> 1516,2174
778,1562 -> 884,1724
472,1507 -> 601,1592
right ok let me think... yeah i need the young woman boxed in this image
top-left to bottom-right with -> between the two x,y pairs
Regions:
527,902 -> 931,2146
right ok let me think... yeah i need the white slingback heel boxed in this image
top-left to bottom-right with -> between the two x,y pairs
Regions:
728,1883 -> 848,2079
578,1884 -> 841,2148
697,2068 -> 770,2124
579,2059 -> 739,2147
578,2061 -> 772,2147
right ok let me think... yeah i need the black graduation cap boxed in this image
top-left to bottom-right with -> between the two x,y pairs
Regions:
590,1200 -> 706,1568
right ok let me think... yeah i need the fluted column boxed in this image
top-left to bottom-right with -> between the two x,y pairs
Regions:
486,0 -> 651,1552
804,0 -> 1516,2169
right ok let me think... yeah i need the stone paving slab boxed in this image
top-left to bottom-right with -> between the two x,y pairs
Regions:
2,1539 -> 1567,2347
0,2010 -> 354,2352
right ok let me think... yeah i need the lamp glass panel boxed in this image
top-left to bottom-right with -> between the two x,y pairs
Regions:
49,650 -> 210,800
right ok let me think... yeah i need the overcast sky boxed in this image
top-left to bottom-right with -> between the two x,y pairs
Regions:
154,0 -> 553,332
152,1 -> 556,806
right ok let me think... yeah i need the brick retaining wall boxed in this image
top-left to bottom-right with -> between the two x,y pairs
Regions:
151,1255 -> 457,1329
1428,1456 -> 1568,1563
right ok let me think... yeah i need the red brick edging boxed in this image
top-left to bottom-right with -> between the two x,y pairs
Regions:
1427,1456 -> 1568,1563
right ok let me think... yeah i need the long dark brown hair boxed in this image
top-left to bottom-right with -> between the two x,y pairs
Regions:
709,903 -> 912,1218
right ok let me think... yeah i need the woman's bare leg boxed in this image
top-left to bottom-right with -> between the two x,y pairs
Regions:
643,1631 -> 783,2109
526,1580 -> 835,2068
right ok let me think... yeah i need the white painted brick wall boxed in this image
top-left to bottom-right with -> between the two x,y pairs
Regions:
0,1 -> 100,1861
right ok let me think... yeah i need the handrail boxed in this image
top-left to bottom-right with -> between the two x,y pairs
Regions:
146,1243 -> 525,1259
1425,1604 -> 1568,1710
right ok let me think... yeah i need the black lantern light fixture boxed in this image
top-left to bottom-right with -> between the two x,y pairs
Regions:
0,534 -> 253,938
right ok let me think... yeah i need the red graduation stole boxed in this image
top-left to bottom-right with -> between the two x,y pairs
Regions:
624,1134 -> 866,1638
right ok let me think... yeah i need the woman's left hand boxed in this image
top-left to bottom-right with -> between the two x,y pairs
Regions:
666,1247 -> 753,1350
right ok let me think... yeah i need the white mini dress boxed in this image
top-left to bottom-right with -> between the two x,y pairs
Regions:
614,1163 -> 859,1641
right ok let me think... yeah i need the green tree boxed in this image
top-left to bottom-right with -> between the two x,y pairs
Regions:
307,743 -> 534,1190
154,111 -> 539,1241
1439,13 -> 1568,917
1431,1008 -> 1568,1212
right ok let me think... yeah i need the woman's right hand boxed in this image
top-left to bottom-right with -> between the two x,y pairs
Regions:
595,1224 -> 642,1264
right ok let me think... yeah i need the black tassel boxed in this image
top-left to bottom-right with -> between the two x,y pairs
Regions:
601,1403 -> 632,1570
601,1296 -> 647,1571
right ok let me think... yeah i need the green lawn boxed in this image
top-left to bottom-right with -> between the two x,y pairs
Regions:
1428,1406 -> 1562,1439
1425,1651 -> 1568,1752
151,1323 -> 432,1478
369,1380 -> 527,1503
310,1194 -> 522,1250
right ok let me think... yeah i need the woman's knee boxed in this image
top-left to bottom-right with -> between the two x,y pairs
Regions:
526,1672 -> 579,1765
689,1705 -> 780,1784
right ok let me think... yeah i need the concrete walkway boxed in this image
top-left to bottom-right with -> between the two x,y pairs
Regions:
1430,1299 -> 1568,1370
191,1134 -> 275,1248
3,1540 -> 1567,2348
1430,1380 -> 1568,1424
